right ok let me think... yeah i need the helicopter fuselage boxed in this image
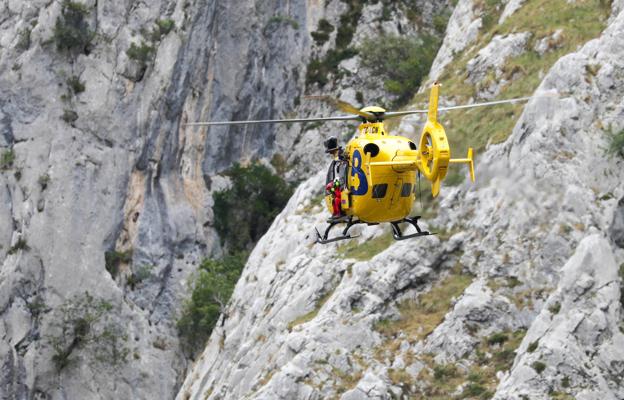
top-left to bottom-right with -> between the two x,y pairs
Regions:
325,122 -> 419,224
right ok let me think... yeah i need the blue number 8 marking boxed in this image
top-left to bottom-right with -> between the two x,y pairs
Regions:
350,150 -> 368,195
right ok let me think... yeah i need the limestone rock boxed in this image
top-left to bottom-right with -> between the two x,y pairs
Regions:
466,32 -> 531,85
493,235 -> 624,399
610,196 -> 624,248
429,0 -> 482,81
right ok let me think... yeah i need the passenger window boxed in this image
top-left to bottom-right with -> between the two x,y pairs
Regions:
372,184 -> 388,199
401,183 -> 412,197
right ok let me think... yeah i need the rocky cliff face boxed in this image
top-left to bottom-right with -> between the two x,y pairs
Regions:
2,0 -> 624,399
0,0 -> 313,398
0,0 -> 450,398
177,1 -> 624,399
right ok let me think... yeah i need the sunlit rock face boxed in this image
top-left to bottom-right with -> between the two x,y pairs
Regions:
2,0 -> 624,399
177,2 -> 624,399
0,0 -> 312,398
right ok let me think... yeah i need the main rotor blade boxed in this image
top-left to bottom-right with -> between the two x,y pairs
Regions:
184,114 -> 360,127
305,95 -> 375,120
384,96 -> 533,119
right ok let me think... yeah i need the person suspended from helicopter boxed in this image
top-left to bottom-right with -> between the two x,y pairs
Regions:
324,136 -> 348,219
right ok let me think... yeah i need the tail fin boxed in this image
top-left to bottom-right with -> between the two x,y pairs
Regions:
448,147 -> 476,183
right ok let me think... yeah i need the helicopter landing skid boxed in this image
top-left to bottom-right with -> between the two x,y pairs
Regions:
315,217 -> 363,244
390,216 -> 434,241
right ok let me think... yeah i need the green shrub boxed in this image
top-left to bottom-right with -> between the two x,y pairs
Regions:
606,129 -> 624,158
126,41 -> 154,65
1,149 -> 15,170
38,173 -> 50,190
8,238 -> 29,255
67,75 -> 85,94
306,48 -> 358,87
17,28 -> 31,51
335,0 -> 363,49
487,332 -> 509,345
433,363 -> 458,380
177,253 -> 247,356
53,1 -> 93,54
270,153 -> 289,175
355,91 -> 364,105
561,376 -> 570,388
156,18 -> 175,36
359,34 -> 441,106
213,163 -> 293,252
311,19 -> 334,45
532,360 -> 546,374
104,250 -> 132,279
527,339 -> 539,353
144,18 -> 176,41
126,264 -> 154,290
267,14 -> 299,29
463,382 -> 487,397
47,292 -> 129,371
433,11 -> 451,33
61,109 -> 78,124
305,1 -> 363,87
548,301 -> 561,314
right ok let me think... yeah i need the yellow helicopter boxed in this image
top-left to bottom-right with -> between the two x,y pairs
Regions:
186,83 -> 530,244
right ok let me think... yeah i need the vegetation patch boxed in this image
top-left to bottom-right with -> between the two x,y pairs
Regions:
337,233 -> 394,261
8,238 -> 30,255
0,149 -> 15,170
213,162 -> 293,252
38,173 -> 51,190
311,19 -> 334,45
267,14 -> 299,30
104,250 -> 132,279
53,1 -> 94,54
333,364 -> 363,395
487,332 -> 509,346
126,264 -> 154,290
67,75 -> 85,94
270,153 -> 289,175
46,292 -> 129,371
606,128 -> 624,159
359,34 -> 441,107
177,253 -> 246,356
548,301 -> 561,315
126,41 -> 154,66
287,287 -> 335,331
388,367 -> 414,387
150,18 -> 175,39
305,0 -> 365,87
409,0 -> 612,160
409,329 -> 525,398
306,47 -> 358,87
532,360 -> 546,374
61,109 -> 78,124
178,163 -> 291,357
527,339 -> 539,353
375,266 -> 473,342
17,28 -> 31,51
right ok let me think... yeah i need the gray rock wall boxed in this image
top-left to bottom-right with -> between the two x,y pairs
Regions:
0,0 -> 313,398
178,2 -> 624,399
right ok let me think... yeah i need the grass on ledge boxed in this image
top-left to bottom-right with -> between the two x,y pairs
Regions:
338,233 -> 394,261
375,265 -> 473,342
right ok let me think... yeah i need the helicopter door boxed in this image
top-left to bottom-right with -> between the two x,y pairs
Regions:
389,178 -> 403,207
